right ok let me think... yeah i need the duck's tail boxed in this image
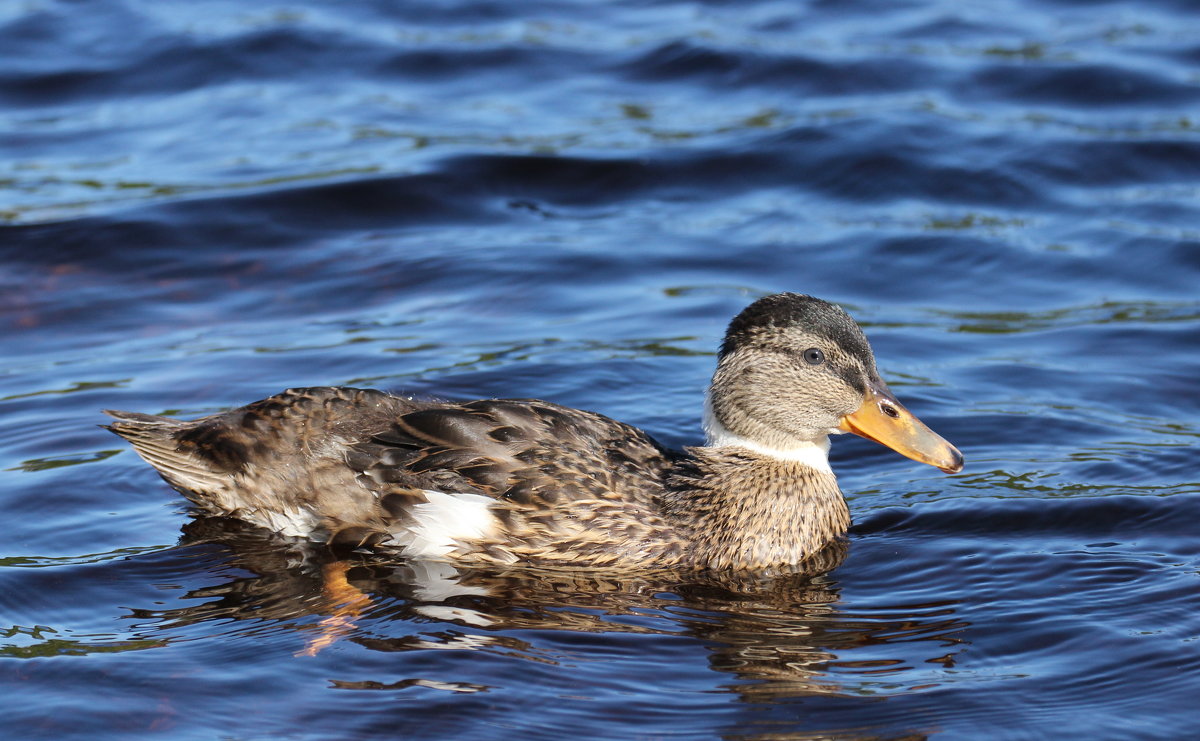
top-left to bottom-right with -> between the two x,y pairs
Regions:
103,410 -> 230,495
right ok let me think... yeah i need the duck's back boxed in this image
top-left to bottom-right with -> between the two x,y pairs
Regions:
106,387 -> 682,565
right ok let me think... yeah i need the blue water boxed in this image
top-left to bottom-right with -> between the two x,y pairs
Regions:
3,0 -> 1199,738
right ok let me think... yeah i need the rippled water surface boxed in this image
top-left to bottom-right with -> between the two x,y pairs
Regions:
3,0 -> 1199,738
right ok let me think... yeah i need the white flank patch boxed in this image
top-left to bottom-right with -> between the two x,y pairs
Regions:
251,507 -> 321,538
702,394 -> 834,474
399,490 -> 498,559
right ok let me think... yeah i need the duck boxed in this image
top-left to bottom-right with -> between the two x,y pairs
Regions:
105,293 -> 962,571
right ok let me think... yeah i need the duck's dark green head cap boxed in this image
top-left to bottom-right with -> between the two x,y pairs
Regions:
720,293 -> 872,363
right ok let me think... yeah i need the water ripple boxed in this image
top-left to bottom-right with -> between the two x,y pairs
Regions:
4,0 -> 1200,738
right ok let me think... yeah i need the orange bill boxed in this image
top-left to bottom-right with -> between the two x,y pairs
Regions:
838,380 -> 964,474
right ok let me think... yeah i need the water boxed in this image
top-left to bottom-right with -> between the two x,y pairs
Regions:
3,0 -> 1199,738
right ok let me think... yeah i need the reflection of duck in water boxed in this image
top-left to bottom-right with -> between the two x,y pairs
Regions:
106,293 -> 962,571
134,518 -> 968,700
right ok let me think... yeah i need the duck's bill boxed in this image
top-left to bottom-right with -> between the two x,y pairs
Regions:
838,381 -> 964,474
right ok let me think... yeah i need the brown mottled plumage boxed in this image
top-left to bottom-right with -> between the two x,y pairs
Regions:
105,293 -> 963,571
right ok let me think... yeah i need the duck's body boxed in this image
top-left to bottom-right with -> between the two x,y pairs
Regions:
107,389 -> 846,569
106,294 -> 962,571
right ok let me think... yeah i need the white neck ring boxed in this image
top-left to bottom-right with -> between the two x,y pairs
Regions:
702,393 -> 834,474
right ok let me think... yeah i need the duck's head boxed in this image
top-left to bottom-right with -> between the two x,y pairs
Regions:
705,293 -> 963,474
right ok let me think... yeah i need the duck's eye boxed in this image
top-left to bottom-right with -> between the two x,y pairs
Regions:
802,347 -> 825,365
